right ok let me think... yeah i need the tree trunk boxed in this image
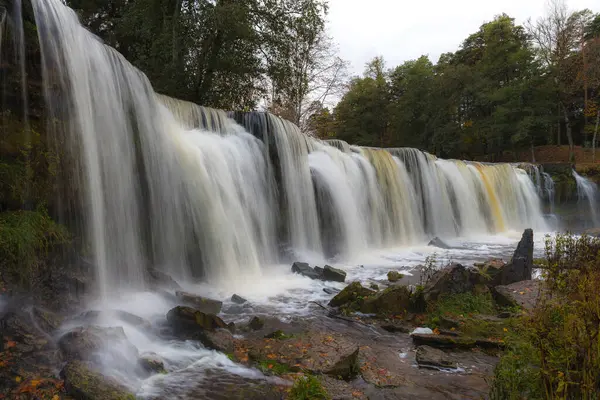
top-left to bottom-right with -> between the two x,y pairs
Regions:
530,141 -> 536,163
562,104 -> 574,162
594,110 -> 600,163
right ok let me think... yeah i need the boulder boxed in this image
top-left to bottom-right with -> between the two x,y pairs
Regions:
322,265 -> 346,282
231,294 -> 248,304
58,326 -> 139,362
138,352 -> 166,375
503,229 -> 534,284
166,306 -> 235,351
369,283 -> 380,291
248,316 -> 265,331
428,237 -> 452,249
387,271 -> 403,282
324,347 -> 360,381
79,310 -> 152,330
328,282 -> 376,308
291,262 -> 321,280
147,268 -> 181,290
492,280 -> 540,311
416,346 -> 457,370
360,285 -> 411,316
485,229 -> 534,286
175,291 -> 222,314
61,361 -> 135,400
166,306 -> 228,333
422,263 -> 483,302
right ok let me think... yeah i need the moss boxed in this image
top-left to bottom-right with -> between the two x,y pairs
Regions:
264,330 -> 294,340
289,375 -> 329,400
0,206 -> 70,285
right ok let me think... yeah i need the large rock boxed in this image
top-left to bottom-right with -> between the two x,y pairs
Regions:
166,306 -> 228,332
291,262 -> 321,280
324,347 -> 360,380
387,271 -> 403,282
428,237 -> 452,249
423,263 -> 484,302
147,268 -> 181,290
328,282 -> 376,308
416,346 -> 457,370
58,326 -> 139,362
138,352 -> 166,375
79,310 -> 152,330
175,291 -> 222,314
503,229 -> 534,284
231,294 -> 248,304
322,265 -> 346,282
166,306 -> 234,351
492,280 -> 541,311
61,361 -> 135,400
0,311 -> 53,354
360,285 -> 412,316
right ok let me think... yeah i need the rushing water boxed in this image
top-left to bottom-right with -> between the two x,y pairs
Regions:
573,171 -> 600,228
4,0 -> 569,396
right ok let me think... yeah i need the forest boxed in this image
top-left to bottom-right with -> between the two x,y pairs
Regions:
67,0 -> 600,161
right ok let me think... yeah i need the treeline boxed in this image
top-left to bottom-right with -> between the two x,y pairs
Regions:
67,0 -> 347,128
311,3 -> 600,160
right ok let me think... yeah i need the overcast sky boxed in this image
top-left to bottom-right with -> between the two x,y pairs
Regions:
327,0 -> 598,75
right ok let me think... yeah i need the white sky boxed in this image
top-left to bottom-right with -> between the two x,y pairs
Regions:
327,0 -> 599,75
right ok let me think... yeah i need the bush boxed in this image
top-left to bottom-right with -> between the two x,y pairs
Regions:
491,233 -> 600,400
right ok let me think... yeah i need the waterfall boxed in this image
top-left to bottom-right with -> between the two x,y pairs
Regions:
10,0 -> 551,296
573,171 -> 600,228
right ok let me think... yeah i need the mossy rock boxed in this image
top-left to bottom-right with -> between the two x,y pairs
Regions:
360,285 -> 411,316
387,271 -> 403,282
166,306 -> 228,332
328,282 -> 375,308
61,361 -> 136,400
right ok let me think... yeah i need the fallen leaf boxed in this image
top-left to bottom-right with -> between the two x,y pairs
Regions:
5,341 -> 16,349
15,376 -> 21,383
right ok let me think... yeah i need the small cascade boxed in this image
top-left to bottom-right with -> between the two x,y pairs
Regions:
573,171 -> 600,228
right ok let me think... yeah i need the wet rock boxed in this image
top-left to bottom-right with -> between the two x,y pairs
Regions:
380,323 -> 411,334
231,294 -> 247,304
166,306 -> 235,352
323,287 -> 340,295
325,347 -> 360,381
323,265 -> 346,282
58,326 -> 139,362
0,311 -> 51,354
492,280 -> 540,311
31,306 -> 63,335
416,346 -> 457,370
422,263 -> 483,302
498,229 -> 534,285
369,283 -> 380,291
412,333 -> 504,350
387,271 -> 403,282
360,285 -> 411,316
148,268 -> 181,290
166,306 -> 228,333
428,237 -> 452,249
291,262 -> 321,280
328,282 -> 376,308
314,266 -> 325,275
79,310 -> 152,330
138,352 -> 166,375
61,360 -> 135,400
223,305 -> 245,314
248,316 -> 265,330
175,291 -> 223,314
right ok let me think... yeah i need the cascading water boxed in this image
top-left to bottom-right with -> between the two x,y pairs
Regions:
573,171 -> 600,228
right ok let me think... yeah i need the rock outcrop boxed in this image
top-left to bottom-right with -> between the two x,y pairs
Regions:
61,361 -> 135,400
166,306 -> 234,352
387,271 -> 403,282
322,265 -> 346,282
328,282 -> 376,308
416,346 -> 457,370
360,285 -> 412,316
175,291 -> 223,314
423,263 -> 485,302
292,262 -> 347,282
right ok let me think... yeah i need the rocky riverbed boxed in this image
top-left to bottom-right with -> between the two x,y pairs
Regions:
0,230 -> 543,399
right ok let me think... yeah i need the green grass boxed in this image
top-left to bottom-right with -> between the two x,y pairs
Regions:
289,375 -> 329,400
257,360 -> 291,376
